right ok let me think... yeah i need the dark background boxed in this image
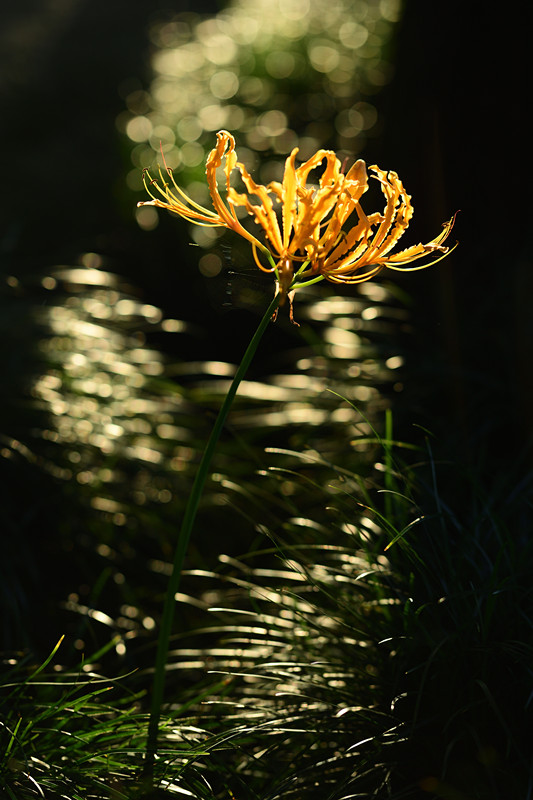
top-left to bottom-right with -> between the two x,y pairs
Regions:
1,0 -> 531,523
378,1 -> 533,473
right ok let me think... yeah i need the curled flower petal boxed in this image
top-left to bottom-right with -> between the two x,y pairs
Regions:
138,132 -> 268,254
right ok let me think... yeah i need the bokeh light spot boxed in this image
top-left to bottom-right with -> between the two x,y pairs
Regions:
135,205 -> 159,231
42,276 -> 57,290
308,42 -> 340,73
126,115 -> 153,143
265,50 -> 296,78
339,21 -> 369,49
198,253 -> 223,278
177,116 -> 203,142
180,142 -> 205,166
198,104 -> 229,131
210,70 -> 239,100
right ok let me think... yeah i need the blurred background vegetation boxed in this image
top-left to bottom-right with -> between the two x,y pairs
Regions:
2,0 -> 529,459
1,0 -> 532,798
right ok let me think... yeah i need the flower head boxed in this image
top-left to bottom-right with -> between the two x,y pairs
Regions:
139,131 -> 456,320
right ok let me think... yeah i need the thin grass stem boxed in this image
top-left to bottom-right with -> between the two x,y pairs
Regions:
384,408 -> 394,522
145,291 -> 281,779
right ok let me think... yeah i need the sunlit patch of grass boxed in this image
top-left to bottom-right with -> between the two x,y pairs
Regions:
1,260 -> 406,797
3,263 -> 532,797
1,261 -> 402,653
145,431 -> 412,798
0,637 -> 218,800
145,426 -> 533,799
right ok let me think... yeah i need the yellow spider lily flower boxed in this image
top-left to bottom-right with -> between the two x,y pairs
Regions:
139,131 -> 456,321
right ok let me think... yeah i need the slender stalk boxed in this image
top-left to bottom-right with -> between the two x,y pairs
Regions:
384,408 -> 393,523
145,292 -> 281,777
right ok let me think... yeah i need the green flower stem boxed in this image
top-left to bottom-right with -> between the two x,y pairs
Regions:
146,291 -> 281,774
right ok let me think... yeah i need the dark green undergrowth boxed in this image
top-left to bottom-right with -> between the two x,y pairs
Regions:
2,268 -> 532,799
3,434 -> 531,799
